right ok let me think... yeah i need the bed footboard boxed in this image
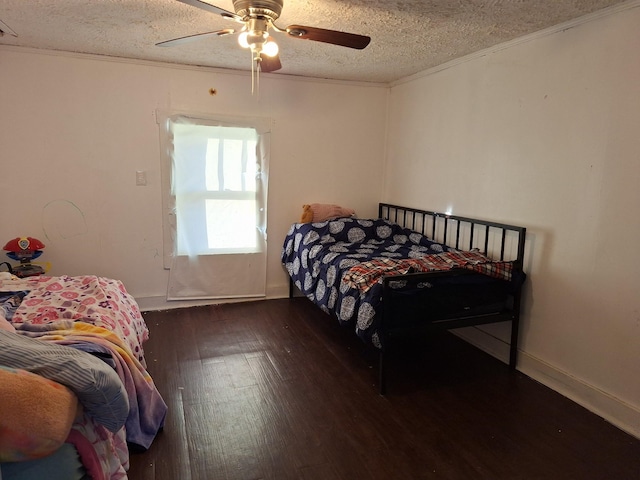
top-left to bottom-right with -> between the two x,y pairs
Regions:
377,203 -> 526,394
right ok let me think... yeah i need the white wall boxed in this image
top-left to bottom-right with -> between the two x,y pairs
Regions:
0,48 -> 388,307
384,5 -> 640,436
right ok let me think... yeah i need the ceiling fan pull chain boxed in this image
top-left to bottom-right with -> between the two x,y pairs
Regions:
251,52 -> 262,97
251,53 -> 256,95
256,60 -> 260,98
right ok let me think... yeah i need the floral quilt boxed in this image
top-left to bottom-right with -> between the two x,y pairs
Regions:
1,275 -> 148,364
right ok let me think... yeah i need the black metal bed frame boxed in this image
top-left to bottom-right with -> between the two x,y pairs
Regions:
287,203 -> 527,394
377,203 -> 527,394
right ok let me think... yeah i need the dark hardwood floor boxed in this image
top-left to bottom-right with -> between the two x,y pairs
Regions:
128,298 -> 639,480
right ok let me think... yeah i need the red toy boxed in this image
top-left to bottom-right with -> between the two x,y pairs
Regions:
3,237 -> 46,277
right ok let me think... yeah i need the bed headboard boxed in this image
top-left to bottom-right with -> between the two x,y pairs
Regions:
379,203 -> 526,268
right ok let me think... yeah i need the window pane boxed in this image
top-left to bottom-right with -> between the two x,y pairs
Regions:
244,142 -> 257,192
223,139 -> 243,191
205,199 -> 257,251
205,135 -> 257,193
205,138 -> 220,191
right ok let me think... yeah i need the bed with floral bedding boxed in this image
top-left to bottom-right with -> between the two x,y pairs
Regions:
0,275 -> 166,480
282,203 -> 527,393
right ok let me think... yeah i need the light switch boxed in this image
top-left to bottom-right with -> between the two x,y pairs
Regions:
136,170 -> 147,186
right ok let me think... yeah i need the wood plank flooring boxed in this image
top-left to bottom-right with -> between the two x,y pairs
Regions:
128,298 -> 639,480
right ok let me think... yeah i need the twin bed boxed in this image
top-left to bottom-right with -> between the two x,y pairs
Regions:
282,203 -> 527,393
0,274 -> 166,479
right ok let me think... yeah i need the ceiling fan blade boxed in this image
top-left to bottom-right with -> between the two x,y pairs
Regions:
285,25 -> 370,50
175,0 -> 243,22
156,28 -> 235,47
259,53 -> 282,73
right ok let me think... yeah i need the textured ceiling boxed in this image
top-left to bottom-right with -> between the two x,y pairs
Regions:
0,0 -> 630,83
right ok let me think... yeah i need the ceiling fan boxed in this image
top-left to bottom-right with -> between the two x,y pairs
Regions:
157,0 -> 371,74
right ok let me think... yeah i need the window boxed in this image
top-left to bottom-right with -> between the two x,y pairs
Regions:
172,124 -> 260,255
158,112 -> 270,300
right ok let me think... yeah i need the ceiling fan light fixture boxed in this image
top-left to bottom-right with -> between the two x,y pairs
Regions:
238,31 -> 250,48
263,38 -> 278,57
239,31 -> 267,48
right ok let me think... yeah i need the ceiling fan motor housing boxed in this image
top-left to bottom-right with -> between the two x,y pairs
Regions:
245,18 -> 270,44
232,0 -> 283,21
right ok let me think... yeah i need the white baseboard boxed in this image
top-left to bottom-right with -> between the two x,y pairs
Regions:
454,326 -> 640,439
134,295 -> 264,312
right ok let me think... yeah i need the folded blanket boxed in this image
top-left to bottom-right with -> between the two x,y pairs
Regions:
0,329 -> 128,433
16,321 -> 167,451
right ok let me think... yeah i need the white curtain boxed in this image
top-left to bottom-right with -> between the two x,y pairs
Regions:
158,112 -> 270,300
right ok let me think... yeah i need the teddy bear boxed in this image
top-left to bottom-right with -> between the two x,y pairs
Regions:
300,204 -> 314,223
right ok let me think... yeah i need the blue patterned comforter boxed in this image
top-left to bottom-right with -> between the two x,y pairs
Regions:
281,217 -> 451,348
